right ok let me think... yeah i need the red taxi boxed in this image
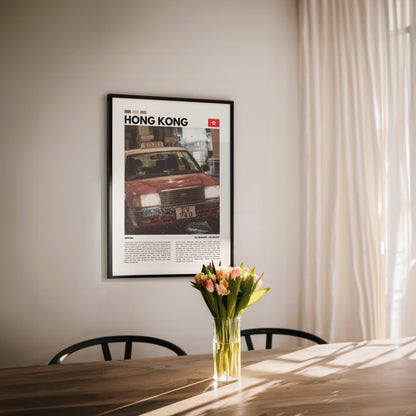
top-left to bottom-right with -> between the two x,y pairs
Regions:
125,143 -> 220,234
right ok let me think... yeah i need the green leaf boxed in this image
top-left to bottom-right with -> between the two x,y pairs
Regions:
218,297 -> 227,318
226,277 -> 241,318
210,261 -> 217,275
191,280 -> 218,318
214,292 -> 227,318
240,288 -> 270,315
247,288 -> 270,307
204,291 -> 218,317
239,273 -> 249,291
234,275 -> 254,317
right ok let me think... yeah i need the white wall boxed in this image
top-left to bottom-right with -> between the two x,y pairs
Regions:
0,0 -> 300,368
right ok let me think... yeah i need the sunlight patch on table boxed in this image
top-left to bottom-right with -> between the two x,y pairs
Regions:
140,376 -> 282,416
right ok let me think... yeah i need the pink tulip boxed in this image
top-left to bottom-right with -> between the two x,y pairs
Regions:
230,267 -> 242,279
204,279 -> 215,293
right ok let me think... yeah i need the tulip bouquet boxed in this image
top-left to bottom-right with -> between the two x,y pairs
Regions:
192,261 -> 270,381
191,261 -> 269,320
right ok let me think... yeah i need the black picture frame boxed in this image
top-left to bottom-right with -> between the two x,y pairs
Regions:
107,94 -> 234,278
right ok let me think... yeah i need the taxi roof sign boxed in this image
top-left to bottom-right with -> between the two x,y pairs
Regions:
141,141 -> 164,149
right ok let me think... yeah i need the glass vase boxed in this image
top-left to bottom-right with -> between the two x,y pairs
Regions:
213,317 -> 241,382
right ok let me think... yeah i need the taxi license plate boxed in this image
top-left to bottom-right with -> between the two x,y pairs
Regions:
176,206 -> 196,220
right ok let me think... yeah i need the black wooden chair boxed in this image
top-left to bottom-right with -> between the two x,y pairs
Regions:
241,328 -> 327,350
48,335 -> 187,364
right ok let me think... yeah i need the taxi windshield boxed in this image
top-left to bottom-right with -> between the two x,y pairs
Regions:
125,150 -> 202,181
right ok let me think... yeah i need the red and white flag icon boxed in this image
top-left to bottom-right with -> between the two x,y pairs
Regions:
208,118 -> 220,128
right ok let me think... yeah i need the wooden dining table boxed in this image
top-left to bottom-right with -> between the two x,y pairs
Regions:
1,337 -> 416,415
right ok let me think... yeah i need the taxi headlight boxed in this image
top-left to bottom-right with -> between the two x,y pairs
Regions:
140,193 -> 161,207
204,185 -> 220,199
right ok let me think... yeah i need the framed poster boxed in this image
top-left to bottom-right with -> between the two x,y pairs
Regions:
107,94 -> 234,278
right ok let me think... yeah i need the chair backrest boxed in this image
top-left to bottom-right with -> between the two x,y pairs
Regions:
241,328 -> 327,351
48,335 -> 187,365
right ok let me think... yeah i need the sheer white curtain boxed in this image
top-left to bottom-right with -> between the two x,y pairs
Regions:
298,0 -> 415,342
385,0 -> 416,338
